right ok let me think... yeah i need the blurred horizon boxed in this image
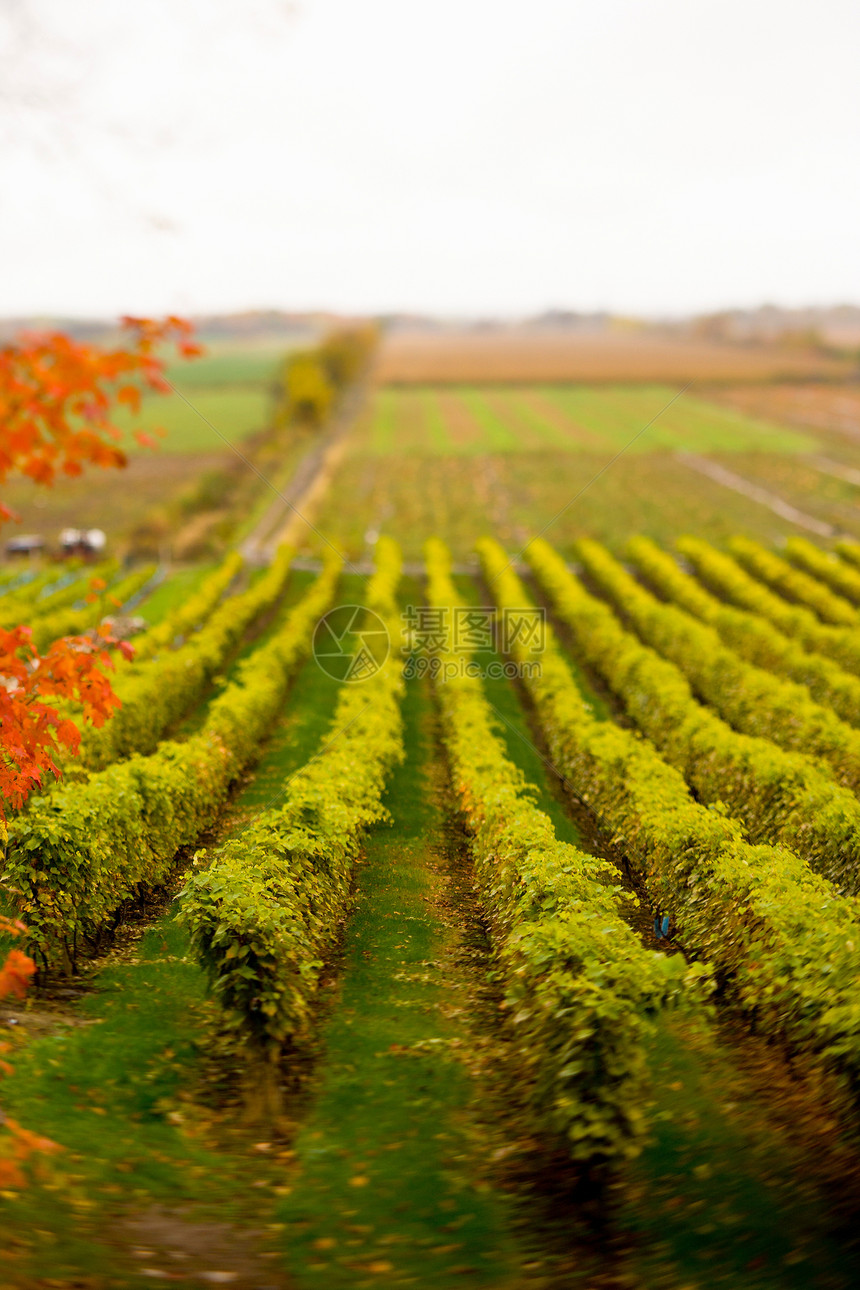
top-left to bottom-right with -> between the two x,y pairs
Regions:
1,0 -> 857,319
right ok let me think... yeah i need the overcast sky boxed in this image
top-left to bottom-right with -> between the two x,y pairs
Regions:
1,0 -> 858,318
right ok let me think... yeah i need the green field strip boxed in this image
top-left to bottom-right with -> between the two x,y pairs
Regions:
114,386 -> 271,455
369,387 -> 399,453
388,388 -> 428,455
655,390 -> 817,454
505,387 -> 598,449
537,385 -> 632,450
455,388 -> 521,453
363,384 -> 818,462
275,674 -> 519,1287
164,346 -> 284,389
465,390 -> 546,449
421,387 -> 458,453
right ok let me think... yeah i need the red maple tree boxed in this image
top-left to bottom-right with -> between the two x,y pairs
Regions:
0,317 -> 200,1183
0,315 -> 201,807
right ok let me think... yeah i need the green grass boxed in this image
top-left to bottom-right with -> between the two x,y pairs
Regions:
624,1017 -> 857,1288
135,562 -> 220,627
164,346 -> 285,390
115,386 -> 272,455
360,385 -> 818,459
0,916 -> 286,1285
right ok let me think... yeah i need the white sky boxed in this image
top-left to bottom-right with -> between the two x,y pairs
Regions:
1,0 -> 858,318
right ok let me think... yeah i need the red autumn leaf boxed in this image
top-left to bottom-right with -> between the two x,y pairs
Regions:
116,383 -> 142,413
0,950 -> 36,1000
0,316 -> 202,494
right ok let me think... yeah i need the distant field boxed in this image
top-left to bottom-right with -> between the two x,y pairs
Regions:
377,328 -> 853,385
311,378 -> 860,560
362,385 -> 816,457
115,386 -> 272,455
0,339 -> 285,553
162,345 -> 285,389
712,383 -> 860,440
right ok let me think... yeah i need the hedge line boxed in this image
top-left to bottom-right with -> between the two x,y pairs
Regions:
479,537 -> 860,1084
0,559 -> 118,628
836,540 -> 860,572
30,562 -> 159,653
131,551 -> 244,662
180,537 -> 404,1071
6,555 -> 340,969
529,537 -> 860,894
785,537 -> 860,606
730,537 -> 859,627
427,537 -> 700,1166
678,537 -> 860,679
76,547 -> 292,771
628,536 -> 860,730
0,563 -> 71,605
575,539 -> 860,796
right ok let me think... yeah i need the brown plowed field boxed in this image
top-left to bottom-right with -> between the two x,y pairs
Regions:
377,328 -> 852,385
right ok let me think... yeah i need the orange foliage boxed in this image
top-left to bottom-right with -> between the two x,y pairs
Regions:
0,914 -> 54,1186
0,316 -> 200,1188
0,315 -> 200,810
0,315 -> 201,510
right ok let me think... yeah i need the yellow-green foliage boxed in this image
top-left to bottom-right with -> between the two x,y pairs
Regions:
0,559 -> 117,630
479,537 -> 860,1082
628,536 -> 860,729
679,536 -> 860,679
730,536 -> 858,627
6,557 -> 340,969
426,537 -> 701,1166
180,538 -> 404,1059
530,537 -> 860,894
785,537 -> 860,606
280,352 -> 335,426
576,539 -> 860,795
275,326 -> 377,429
77,547 -> 293,770
836,539 -> 860,572
29,563 -> 157,652
132,551 -> 244,662
318,325 -> 378,388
